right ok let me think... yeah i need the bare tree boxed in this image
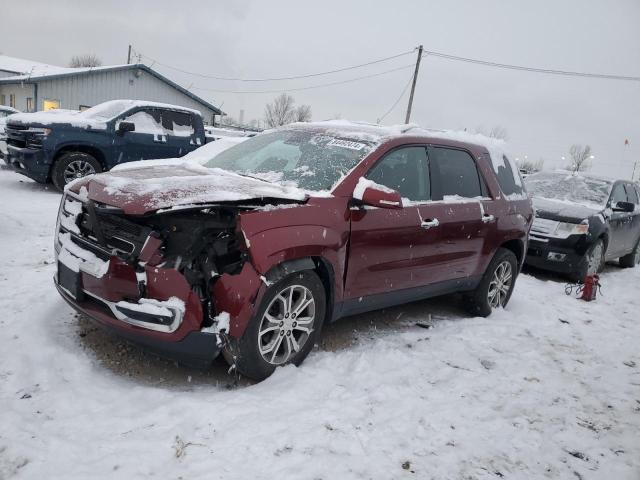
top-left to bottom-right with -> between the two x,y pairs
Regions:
264,93 -> 296,128
516,157 -> 544,173
292,104 -> 312,123
476,125 -> 508,140
69,54 -> 103,68
567,144 -> 592,172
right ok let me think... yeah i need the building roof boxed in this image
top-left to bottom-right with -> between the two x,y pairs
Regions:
0,54 -> 60,76
0,56 -> 221,115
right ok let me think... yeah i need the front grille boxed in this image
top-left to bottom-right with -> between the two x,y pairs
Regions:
78,207 -> 151,258
59,194 -> 152,260
6,125 -> 38,149
7,137 -> 26,148
530,217 -> 558,238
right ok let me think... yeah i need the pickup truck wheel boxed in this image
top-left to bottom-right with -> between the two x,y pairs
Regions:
619,239 -> 640,268
225,270 -> 326,381
52,152 -> 102,191
464,248 -> 518,317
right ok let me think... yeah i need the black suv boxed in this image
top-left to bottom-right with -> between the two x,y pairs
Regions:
525,171 -> 640,280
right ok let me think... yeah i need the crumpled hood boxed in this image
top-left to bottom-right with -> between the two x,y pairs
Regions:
68,164 -> 309,215
532,196 -> 603,222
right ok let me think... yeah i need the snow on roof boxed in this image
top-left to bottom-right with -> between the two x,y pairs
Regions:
0,54 -> 60,77
0,57 -> 222,115
0,62 -> 134,82
284,120 -> 525,197
8,99 -> 203,129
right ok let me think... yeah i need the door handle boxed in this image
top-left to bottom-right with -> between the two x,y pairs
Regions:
482,214 -> 496,223
421,218 -> 439,230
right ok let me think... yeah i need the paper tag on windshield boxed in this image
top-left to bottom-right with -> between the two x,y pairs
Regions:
327,138 -> 366,150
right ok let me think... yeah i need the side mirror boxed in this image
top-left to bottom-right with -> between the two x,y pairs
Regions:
613,201 -> 635,213
117,121 -> 135,134
353,179 -> 403,209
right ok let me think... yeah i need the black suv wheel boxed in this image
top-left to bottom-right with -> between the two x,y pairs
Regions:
52,152 -> 102,191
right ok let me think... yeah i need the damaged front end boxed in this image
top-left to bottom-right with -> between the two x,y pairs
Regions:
54,189 -> 267,367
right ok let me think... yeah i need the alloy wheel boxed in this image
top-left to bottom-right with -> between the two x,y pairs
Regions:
487,260 -> 513,308
63,160 -> 96,184
257,285 -> 316,365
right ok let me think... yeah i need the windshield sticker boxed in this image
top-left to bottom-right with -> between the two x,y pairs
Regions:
327,138 -> 366,151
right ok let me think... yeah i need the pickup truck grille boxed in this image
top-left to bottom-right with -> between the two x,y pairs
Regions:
6,125 -> 40,149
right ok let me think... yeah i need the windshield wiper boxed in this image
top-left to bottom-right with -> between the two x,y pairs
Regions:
234,172 -> 273,183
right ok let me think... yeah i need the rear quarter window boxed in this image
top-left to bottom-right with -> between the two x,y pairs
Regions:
496,155 -> 525,197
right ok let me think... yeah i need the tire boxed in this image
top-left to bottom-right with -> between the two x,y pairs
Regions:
619,239 -> 640,268
571,239 -> 605,282
224,270 -> 327,381
52,152 -> 102,191
465,248 -> 518,317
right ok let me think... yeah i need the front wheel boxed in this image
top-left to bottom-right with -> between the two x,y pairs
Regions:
465,248 -> 518,317
224,270 -> 326,381
619,239 -> 640,268
572,239 -> 604,282
52,152 -> 102,191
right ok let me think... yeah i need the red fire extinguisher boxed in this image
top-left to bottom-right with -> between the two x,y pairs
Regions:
580,274 -> 600,301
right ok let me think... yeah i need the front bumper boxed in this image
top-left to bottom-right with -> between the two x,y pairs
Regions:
525,237 -> 585,274
6,145 -> 50,182
55,278 -> 221,369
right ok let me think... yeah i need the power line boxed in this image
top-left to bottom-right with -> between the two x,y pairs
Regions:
136,49 -> 415,82
378,73 -> 414,123
189,64 -> 415,94
422,49 -> 640,82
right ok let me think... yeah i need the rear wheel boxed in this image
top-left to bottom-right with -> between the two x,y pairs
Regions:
619,239 -> 640,268
224,270 -> 326,381
52,152 -> 102,191
465,248 -> 518,317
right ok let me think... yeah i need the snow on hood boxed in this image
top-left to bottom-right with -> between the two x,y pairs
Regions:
8,109 -> 105,129
72,164 -> 310,215
532,196 -> 602,221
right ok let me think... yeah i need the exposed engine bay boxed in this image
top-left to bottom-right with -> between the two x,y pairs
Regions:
56,192 -> 270,329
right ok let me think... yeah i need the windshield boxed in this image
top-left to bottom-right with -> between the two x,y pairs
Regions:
203,129 -> 374,191
525,171 -> 613,207
80,100 -> 135,121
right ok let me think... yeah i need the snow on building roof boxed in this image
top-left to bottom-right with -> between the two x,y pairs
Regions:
0,56 -> 222,115
0,54 -> 61,77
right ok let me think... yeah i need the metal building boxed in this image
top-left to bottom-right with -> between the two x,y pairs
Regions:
0,55 -> 221,124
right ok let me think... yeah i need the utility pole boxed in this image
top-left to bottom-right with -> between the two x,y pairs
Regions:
405,44 -> 423,124
127,45 -> 132,65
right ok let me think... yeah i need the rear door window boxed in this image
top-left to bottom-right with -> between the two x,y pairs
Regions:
366,146 -> 430,202
120,109 -> 164,135
429,147 -> 483,200
162,110 -> 195,137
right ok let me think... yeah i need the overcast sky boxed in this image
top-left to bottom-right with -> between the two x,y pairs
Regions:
2,0 -> 639,177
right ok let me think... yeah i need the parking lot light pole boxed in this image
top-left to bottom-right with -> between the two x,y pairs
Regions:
405,45 -> 423,124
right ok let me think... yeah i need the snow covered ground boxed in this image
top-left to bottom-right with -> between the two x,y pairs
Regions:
1,166 -> 639,479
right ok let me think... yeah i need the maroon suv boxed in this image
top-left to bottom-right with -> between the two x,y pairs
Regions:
54,122 -> 532,380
